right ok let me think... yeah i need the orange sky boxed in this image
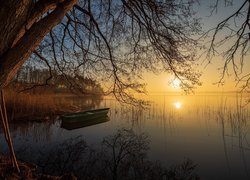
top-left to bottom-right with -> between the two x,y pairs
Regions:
144,53 -> 250,93
144,0 -> 250,93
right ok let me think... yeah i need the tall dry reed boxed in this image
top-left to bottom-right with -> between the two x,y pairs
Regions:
4,90 -> 77,122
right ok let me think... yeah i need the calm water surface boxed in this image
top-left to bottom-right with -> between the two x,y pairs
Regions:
1,93 -> 250,179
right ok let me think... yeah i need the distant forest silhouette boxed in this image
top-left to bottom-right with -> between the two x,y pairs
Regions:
11,65 -> 103,95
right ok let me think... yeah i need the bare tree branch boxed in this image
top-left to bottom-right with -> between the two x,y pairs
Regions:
207,0 -> 250,90
4,0 -> 202,105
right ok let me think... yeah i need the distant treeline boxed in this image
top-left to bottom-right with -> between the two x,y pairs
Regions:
10,65 -> 104,95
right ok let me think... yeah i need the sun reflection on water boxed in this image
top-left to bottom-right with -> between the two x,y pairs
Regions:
173,101 -> 182,109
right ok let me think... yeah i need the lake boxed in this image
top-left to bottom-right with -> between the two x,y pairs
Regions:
1,93 -> 250,179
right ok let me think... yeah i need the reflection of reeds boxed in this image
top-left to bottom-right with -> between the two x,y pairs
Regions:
228,95 -> 250,178
217,95 -> 250,178
228,95 -> 248,136
217,95 -> 249,138
217,95 -> 249,141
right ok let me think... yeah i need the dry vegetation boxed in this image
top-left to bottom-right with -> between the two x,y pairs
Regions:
4,89 -> 80,122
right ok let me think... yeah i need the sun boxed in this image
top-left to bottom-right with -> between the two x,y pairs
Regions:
172,79 -> 181,88
173,101 -> 182,109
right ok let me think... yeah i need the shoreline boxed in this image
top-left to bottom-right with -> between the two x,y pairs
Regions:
0,154 -> 76,180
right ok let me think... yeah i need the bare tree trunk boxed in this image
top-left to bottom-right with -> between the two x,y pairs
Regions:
0,0 -> 77,173
0,0 -> 77,89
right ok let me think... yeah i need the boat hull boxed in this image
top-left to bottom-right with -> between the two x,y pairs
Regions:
61,116 -> 110,130
61,108 -> 110,123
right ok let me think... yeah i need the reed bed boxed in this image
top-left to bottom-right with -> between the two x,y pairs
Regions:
4,90 -> 79,122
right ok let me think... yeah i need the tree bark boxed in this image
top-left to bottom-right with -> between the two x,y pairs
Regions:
0,0 -> 33,56
0,0 -> 77,90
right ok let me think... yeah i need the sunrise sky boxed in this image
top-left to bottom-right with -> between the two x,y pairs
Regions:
145,0 -> 250,93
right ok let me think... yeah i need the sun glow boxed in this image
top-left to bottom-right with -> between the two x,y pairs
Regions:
173,101 -> 182,109
171,79 -> 181,89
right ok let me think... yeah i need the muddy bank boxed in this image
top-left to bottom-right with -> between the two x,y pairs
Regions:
0,154 -> 77,180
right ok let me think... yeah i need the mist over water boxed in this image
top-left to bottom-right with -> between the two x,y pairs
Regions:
1,93 -> 250,179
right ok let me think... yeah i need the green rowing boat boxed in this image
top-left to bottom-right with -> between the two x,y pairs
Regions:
61,108 -> 110,123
